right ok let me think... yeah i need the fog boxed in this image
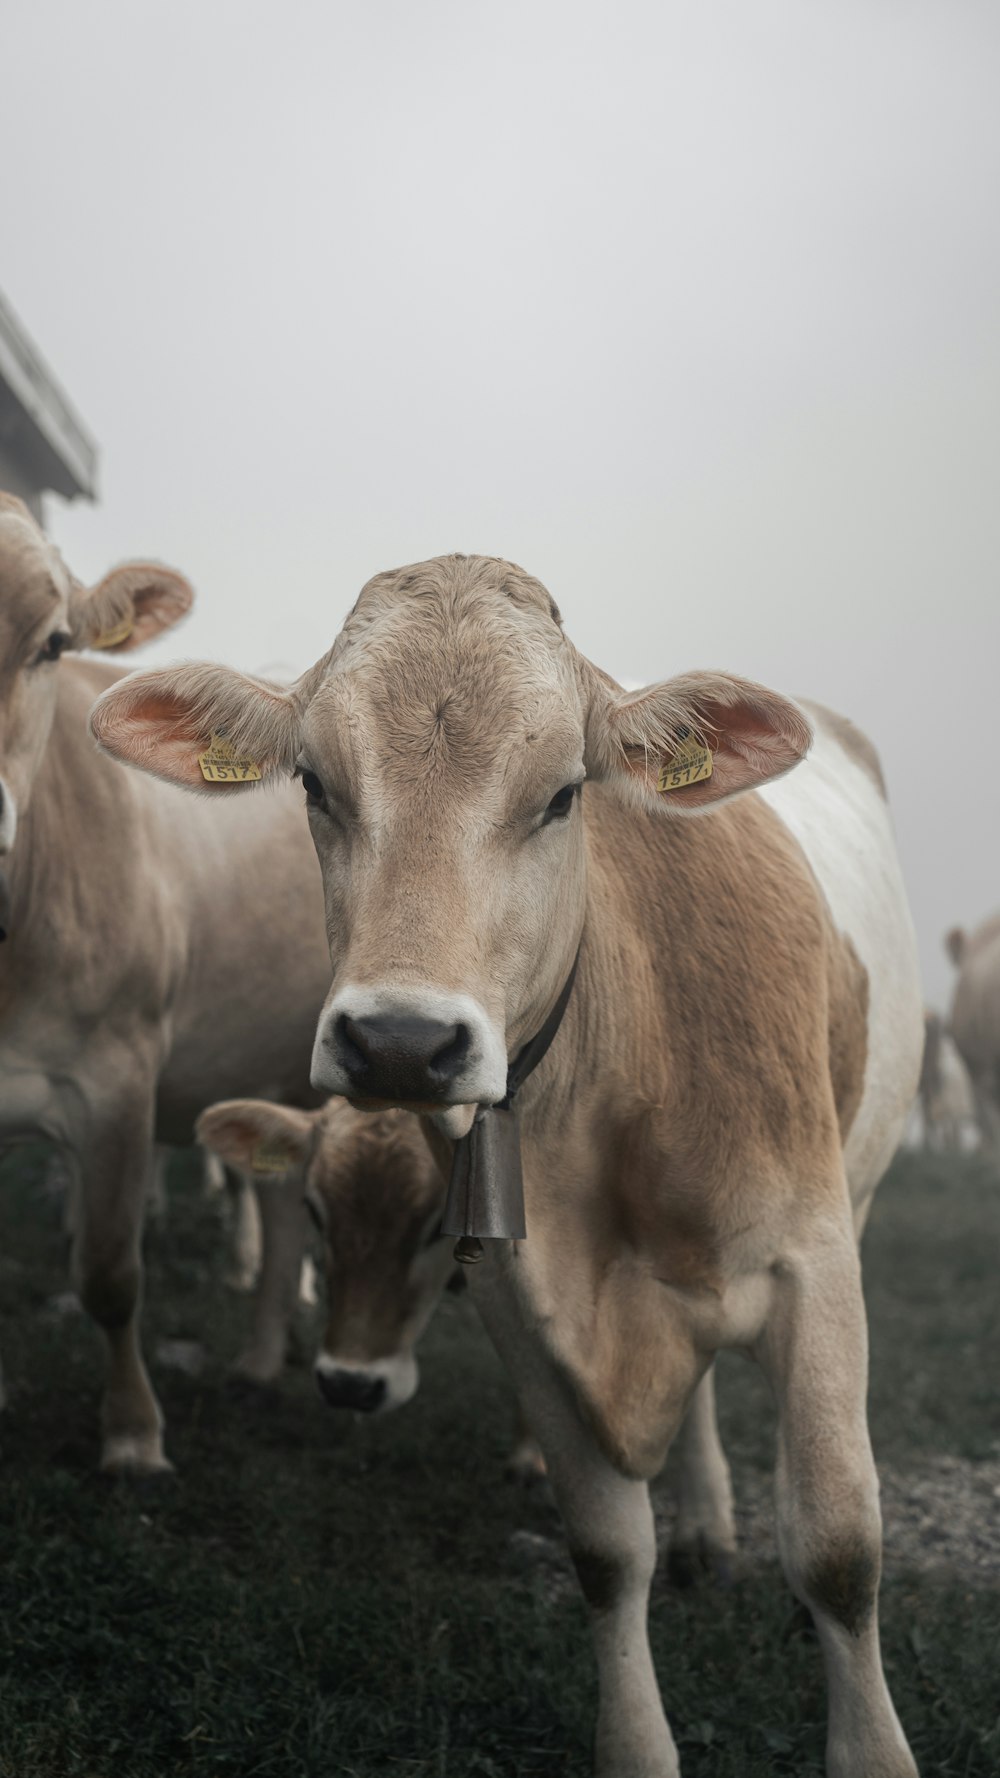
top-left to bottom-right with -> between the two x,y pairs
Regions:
4,0 -> 998,1007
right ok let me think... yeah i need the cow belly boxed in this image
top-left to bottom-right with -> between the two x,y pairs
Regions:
759,715 -> 923,1207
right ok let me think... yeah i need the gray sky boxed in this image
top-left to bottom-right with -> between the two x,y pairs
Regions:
4,0 -> 998,1007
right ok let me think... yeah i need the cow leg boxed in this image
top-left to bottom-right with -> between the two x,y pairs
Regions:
758,1232 -> 917,1778
475,1275 -> 679,1778
224,1167 -> 263,1292
233,1175 -> 306,1383
505,1399 -> 547,1485
667,1367 -> 736,1586
73,1112 -> 168,1473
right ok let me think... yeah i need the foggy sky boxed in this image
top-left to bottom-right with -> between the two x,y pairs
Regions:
3,0 -> 998,1008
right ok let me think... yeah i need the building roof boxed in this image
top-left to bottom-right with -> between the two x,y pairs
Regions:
0,287 -> 99,502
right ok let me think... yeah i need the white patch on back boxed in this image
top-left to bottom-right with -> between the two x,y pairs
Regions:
759,711 -> 923,1209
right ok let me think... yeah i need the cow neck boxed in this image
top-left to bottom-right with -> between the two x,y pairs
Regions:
441,940 -> 582,1263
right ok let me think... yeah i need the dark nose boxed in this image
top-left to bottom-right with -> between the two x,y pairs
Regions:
332,1013 -> 470,1101
316,1367 -> 387,1413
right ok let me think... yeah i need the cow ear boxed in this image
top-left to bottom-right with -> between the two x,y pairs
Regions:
195,1101 -> 316,1174
89,663 -> 299,793
945,927 -> 966,967
72,563 -> 194,652
583,665 -> 811,813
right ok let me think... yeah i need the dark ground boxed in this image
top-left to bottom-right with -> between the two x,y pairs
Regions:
0,1146 -> 997,1778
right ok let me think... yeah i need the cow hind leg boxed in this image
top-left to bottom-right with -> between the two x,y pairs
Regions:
759,1228 -> 917,1778
74,1115 -> 169,1473
667,1366 -> 737,1587
232,1174 -> 306,1384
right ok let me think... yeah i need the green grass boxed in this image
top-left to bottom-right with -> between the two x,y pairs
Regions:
0,1146 -> 997,1777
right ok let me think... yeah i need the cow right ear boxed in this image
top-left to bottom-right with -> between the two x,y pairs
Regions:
945,927 -> 966,967
89,663 -> 299,792
195,1100 -> 316,1174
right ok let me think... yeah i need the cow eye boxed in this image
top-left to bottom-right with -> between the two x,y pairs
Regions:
300,769 -> 325,808
36,631 -> 69,666
544,783 -> 579,821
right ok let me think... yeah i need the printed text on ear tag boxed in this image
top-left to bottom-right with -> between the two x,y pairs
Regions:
92,616 -> 134,649
198,730 -> 263,784
251,1141 -> 294,1174
657,727 -> 714,793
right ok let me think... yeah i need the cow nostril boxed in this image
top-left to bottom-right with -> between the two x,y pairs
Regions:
315,1367 -> 386,1413
429,1023 -> 470,1082
335,1014 -> 370,1080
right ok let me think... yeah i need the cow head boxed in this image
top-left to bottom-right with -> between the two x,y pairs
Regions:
94,555 -> 810,1130
196,1098 -> 451,1412
0,493 -> 192,860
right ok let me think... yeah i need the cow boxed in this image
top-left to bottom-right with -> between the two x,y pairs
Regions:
915,1010 -> 978,1153
0,492 -> 335,1470
196,1097 -> 457,1413
945,917 -> 1000,1153
91,554 -> 923,1777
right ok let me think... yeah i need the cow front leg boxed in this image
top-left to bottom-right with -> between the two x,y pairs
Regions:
667,1366 -> 737,1586
475,1279 -> 679,1778
74,1113 -> 168,1473
759,1229 -> 917,1778
233,1174 -> 306,1383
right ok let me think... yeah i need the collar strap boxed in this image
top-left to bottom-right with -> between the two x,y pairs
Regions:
499,942 -> 582,1109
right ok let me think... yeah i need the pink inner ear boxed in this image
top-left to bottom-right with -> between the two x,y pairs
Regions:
91,686 -> 210,789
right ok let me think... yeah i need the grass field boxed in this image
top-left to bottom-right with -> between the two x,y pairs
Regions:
0,1145 -> 997,1778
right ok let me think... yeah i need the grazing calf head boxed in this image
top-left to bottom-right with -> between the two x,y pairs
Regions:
94,554 -> 810,1129
0,492 -> 192,855
196,1099 -> 451,1412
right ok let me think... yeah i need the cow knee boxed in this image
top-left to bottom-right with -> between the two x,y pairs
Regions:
80,1254 -> 141,1330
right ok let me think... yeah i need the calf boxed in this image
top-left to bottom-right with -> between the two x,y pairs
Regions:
196,1098 -> 454,1411
0,493 -> 333,1470
945,918 -> 1000,1152
93,554 -> 923,1776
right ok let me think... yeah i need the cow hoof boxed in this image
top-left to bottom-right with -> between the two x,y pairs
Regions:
667,1532 -> 738,1590
100,1433 -> 174,1476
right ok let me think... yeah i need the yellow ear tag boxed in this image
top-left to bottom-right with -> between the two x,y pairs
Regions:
251,1141 -> 295,1175
92,615 -> 134,649
197,730 -> 263,784
657,726 -> 714,794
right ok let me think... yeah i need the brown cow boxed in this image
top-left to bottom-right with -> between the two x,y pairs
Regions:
945,917 -> 1000,1152
0,493 -> 333,1468
92,555 -> 923,1776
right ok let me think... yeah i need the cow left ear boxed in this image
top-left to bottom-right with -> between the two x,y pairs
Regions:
72,562 -> 194,653
584,666 -> 812,813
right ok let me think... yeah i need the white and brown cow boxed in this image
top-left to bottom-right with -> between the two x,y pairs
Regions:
0,492 -> 335,1469
945,917 -> 1000,1153
92,555 -> 923,1777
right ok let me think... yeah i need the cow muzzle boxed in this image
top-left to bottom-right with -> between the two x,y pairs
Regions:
311,985 -> 507,1111
314,1351 -> 418,1413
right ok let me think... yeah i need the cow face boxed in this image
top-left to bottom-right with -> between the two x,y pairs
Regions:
0,492 -> 192,856
196,1099 -> 451,1413
93,554 -> 810,1127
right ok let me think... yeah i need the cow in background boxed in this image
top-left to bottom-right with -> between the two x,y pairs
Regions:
0,492 -> 334,1470
94,553 -> 923,1776
914,1010 -> 979,1152
946,918 -> 1000,1153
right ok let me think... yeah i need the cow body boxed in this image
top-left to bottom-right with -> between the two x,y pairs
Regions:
93,555 -> 923,1775
915,1011 -> 978,1151
0,496 -> 334,1466
946,917 -> 1000,1152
